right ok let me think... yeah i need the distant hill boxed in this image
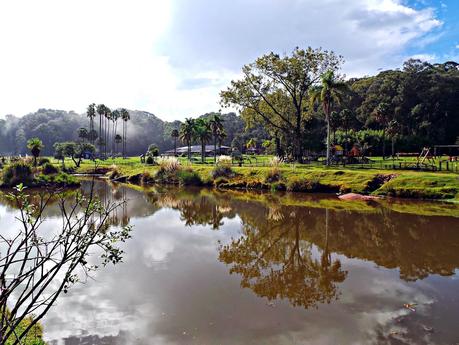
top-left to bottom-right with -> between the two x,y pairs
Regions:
0,109 -> 267,156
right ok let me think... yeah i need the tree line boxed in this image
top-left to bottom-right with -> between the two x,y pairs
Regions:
221,47 -> 459,163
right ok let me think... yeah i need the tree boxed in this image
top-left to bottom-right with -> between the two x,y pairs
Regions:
114,134 -> 122,155
221,47 -> 343,162
209,114 -> 224,163
372,102 -> 392,159
54,142 -> 96,167
171,129 -> 179,156
0,183 -> 131,345
147,144 -> 159,159
180,118 -> 196,160
309,70 -> 348,165
194,118 -> 212,163
78,127 -> 88,143
216,128 -> 227,155
26,138 -> 43,166
111,109 -> 121,156
96,104 -> 107,157
86,103 -> 96,145
120,108 -> 130,159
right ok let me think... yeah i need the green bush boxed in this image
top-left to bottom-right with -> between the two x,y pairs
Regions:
177,170 -> 202,186
37,157 -> 50,166
146,156 -> 154,165
42,162 -> 59,175
2,162 -> 33,187
36,172 -> 79,187
211,166 -> 234,179
286,177 -> 336,193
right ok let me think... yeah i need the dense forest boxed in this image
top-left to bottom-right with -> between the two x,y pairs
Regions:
0,59 -> 458,157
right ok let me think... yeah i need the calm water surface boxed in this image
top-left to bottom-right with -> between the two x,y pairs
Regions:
2,180 -> 459,345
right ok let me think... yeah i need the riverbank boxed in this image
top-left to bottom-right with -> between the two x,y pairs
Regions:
71,159 -> 459,202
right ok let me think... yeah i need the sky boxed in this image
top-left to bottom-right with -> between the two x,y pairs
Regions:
0,0 -> 457,121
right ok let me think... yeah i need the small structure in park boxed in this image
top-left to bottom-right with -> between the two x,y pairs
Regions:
163,145 -> 231,157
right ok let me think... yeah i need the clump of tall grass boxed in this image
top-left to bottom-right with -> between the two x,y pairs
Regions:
265,156 -> 283,183
157,157 -> 181,173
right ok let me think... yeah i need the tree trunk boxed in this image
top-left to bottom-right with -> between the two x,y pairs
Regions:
382,129 -> 386,160
391,136 -> 395,157
174,138 -> 177,156
214,137 -> 217,163
326,113 -> 331,166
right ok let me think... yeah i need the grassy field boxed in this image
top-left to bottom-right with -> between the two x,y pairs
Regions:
50,155 -> 459,202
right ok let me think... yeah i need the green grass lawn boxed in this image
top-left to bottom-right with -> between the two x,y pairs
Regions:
49,155 -> 459,202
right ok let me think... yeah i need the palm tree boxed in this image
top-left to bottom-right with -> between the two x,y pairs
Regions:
78,128 -> 88,143
104,107 -> 112,158
27,138 -> 44,166
373,102 -> 391,159
120,108 -> 130,159
111,109 -> 121,156
114,134 -> 123,155
171,129 -> 179,156
217,128 -> 227,155
209,114 -> 224,163
180,118 -> 196,160
86,103 -> 96,145
309,70 -> 347,166
96,104 -> 106,157
194,118 -> 212,163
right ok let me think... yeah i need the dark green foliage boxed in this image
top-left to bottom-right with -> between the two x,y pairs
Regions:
35,172 -> 79,187
37,157 -> 50,166
41,162 -> 59,175
2,162 -> 33,187
177,170 -> 202,186
146,156 -> 154,164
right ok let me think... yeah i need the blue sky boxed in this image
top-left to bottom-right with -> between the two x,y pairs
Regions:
403,0 -> 459,62
0,0 -> 457,120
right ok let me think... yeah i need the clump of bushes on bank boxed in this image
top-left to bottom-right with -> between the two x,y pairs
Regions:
1,159 -> 79,188
41,162 -> 59,175
2,162 -> 34,186
177,169 -> 202,186
212,156 -> 235,179
286,177 -> 338,193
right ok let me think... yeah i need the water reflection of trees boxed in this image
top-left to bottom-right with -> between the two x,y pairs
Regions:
152,190 -> 236,229
152,189 -> 459,284
219,207 -> 347,308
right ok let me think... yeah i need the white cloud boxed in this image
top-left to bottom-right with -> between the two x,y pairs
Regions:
408,53 -> 437,61
0,0 -> 443,120
456,45 -> 459,49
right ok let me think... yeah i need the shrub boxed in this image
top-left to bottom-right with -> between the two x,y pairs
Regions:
42,162 -> 59,175
177,169 -> 202,186
36,172 -> 79,187
2,162 -> 33,187
38,157 -> 50,166
146,156 -> 154,165
211,166 -> 234,179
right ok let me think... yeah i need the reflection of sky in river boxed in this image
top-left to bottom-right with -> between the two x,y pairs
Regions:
2,183 -> 459,345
